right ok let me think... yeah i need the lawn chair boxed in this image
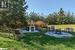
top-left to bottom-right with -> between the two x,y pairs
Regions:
66,27 -> 73,32
14,29 -> 22,40
50,26 -> 55,31
55,29 -> 62,34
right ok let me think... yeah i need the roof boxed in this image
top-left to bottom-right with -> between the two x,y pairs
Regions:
35,21 -> 46,27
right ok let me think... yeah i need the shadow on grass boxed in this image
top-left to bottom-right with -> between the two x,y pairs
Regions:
20,32 -> 75,49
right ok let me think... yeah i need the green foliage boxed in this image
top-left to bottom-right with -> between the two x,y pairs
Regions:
0,32 -> 75,50
40,28 -> 47,32
46,8 -> 75,25
20,33 -> 75,50
28,12 -> 46,22
0,0 -> 28,29
29,12 -> 40,21
0,37 -> 30,50
27,8 -> 75,25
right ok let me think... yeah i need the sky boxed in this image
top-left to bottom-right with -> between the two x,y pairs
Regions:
26,0 -> 75,15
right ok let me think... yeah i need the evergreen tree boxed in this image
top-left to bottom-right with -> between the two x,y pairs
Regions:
0,0 -> 28,28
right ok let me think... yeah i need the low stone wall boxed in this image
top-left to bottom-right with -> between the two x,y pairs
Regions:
47,24 -> 75,32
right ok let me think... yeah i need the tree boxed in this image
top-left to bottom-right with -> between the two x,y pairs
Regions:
10,0 -> 28,28
46,8 -> 75,25
0,0 -> 28,29
64,12 -> 74,24
46,12 -> 58,25
29,12 -> 41,21
57,8 -> 65,24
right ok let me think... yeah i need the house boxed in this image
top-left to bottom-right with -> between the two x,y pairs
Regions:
0,0 -> 10,11
21,20 -> 47,33
19,20 -> 40,33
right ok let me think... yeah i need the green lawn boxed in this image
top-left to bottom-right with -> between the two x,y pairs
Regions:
21,33 -> 75,50
0,32 -> 75,50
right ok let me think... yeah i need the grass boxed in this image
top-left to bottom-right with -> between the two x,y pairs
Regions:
0,37 -> 27,50
0,32 -> 75,50
0,32 -> 14,39
21,33 -> 75,50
